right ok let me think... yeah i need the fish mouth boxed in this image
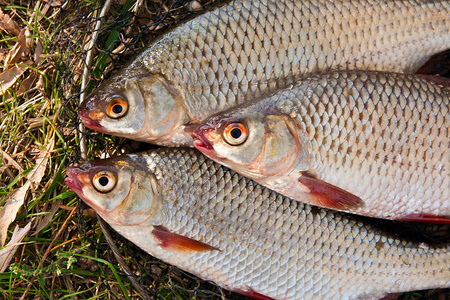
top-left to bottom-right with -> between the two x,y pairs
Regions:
192,127 -> 213,151
65,166 -> 84,197
78,105 -> 104,132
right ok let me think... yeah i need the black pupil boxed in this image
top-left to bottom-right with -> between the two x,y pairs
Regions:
230,127 -> 242,139
98,176 -> 109,186
112,104 -> 123,114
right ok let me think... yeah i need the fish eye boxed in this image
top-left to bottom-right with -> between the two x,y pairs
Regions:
92,171 -> 116,193
106,96 -> 128,119
223,123 -> 248,145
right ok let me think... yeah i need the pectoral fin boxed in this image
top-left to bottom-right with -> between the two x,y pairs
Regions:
152,225 -> 220,252
396,214 -> 450,224
298,173 -> 364,210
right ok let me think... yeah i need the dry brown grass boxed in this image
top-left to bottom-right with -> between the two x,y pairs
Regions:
0,1 -> 244,299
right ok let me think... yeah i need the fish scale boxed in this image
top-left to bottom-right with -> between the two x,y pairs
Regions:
64,148 -> 450,299
80,0 -> 450,146
193,71 -> 449,221
294,73 -> 449,217
287,77 -> 446,169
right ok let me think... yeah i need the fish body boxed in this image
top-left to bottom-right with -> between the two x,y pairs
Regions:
79,0 -> 450,146
193,71 -> 450,222
65,148 -> 450,300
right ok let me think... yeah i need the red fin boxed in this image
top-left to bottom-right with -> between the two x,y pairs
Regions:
152,225 -> 220,252
298,173 -> 364,210
396,214 -> 450,224
234,287 -> 275,300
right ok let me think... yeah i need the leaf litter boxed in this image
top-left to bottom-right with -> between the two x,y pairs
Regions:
0,28 -> 31,96
0,222 -> 31,272
0,62 -> 32,96
0,137 -> 53,247
0,9 -> 20,36
4,29 -> 28,67
0,149 -> 24,174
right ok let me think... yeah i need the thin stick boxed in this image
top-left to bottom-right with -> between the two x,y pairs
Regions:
78,0 -> 114,160
98,215 -> 151,300
49,227 -> 100,252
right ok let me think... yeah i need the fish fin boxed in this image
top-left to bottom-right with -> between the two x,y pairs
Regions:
379,292 -> 404,300
233,287 -> 275,300
396,214 -> 450,224
152,225 -> 220,252
298,172 -> 364,210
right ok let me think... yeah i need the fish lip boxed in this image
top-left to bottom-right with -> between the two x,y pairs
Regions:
192,127 -> 213,150
78,106 -> 104,132
65,166 -> 84,196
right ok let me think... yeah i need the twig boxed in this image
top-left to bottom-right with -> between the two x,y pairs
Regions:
19,204 -> 78,300
50,227 -> 100,252
98,215 -> 151,300
78,0 -> 114,160
131,0 -> 144,13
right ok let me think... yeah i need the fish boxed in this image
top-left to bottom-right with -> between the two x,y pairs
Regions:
192,71 -> 450,223
65,148 -> 450,300
79,0 -> 450,146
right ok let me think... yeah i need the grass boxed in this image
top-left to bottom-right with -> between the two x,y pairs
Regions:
0,0 -> 448,299
0,1 -> 235,299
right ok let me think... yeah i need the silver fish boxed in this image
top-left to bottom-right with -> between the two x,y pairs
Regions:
65,148 -> 450,300
193,71 -> 450,222
79,0 -> 450,146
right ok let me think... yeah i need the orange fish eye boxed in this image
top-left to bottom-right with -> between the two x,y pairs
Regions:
92,171 -> 116,193
223,123 -> 248,145
106,96 -> 128,119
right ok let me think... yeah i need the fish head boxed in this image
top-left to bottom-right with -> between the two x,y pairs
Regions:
192,102 -> 308,179
65,155 -> 162,226
79,70 -> 190,146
